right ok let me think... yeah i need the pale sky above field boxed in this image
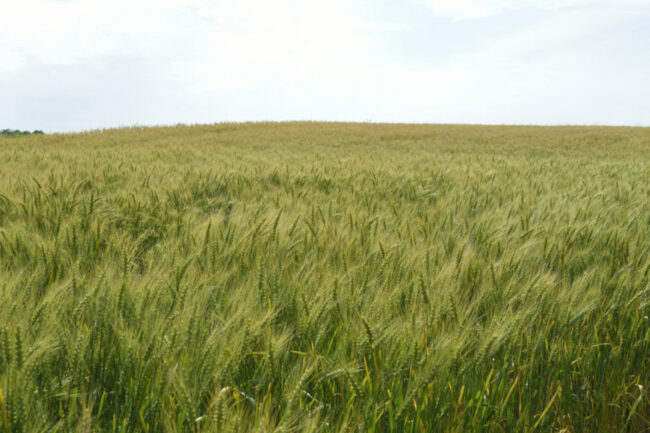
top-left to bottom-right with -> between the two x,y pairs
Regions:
2,0 -> 649,132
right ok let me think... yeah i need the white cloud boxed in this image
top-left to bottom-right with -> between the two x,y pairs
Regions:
416,0 -> 650,19
0,0 -> 375,66
1,0 -> 649,130
351,5 -> 650,124
173,1 -> 378,91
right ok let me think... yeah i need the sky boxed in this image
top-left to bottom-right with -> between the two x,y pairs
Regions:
2,0 -> 649,132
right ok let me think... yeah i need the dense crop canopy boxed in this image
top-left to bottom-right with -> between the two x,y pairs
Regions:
0,123 -> 649,432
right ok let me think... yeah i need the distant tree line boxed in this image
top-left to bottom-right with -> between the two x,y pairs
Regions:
1,129 -> 44,137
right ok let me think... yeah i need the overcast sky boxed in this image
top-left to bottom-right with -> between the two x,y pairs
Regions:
2,0 -> 649,132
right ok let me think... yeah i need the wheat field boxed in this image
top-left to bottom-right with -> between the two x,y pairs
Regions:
0,122 -> 649,432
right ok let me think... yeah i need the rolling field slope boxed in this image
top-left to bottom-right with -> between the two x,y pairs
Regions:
0,123 -> 649,432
